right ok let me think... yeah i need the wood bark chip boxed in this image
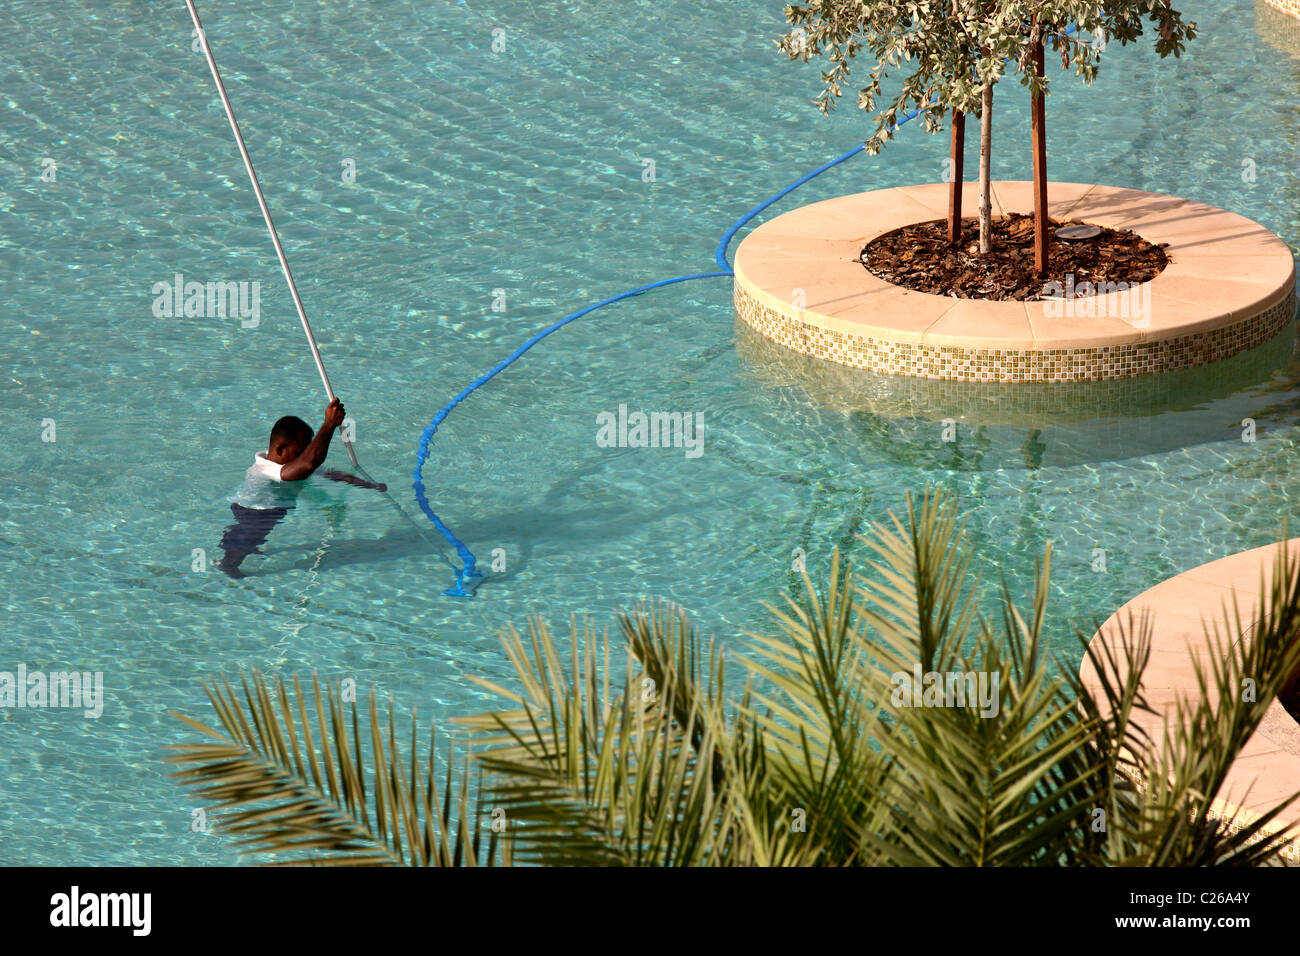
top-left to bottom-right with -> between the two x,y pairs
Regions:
860,216 -> 1169,301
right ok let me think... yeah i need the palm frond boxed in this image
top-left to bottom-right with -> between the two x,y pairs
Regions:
166,489 -> 1300,868
742,549 -> 896,865
1075,540 -> 1300,866
166,672 -> 503,866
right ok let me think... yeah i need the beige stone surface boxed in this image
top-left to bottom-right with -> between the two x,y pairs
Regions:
1082,541 -> 1300,861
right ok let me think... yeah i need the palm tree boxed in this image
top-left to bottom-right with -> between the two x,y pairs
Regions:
166,488 -> 1300,865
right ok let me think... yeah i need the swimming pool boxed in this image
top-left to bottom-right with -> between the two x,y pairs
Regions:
2,0 -> 1298,865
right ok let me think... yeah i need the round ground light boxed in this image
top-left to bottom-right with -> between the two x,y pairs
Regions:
733,182 -> 1297,384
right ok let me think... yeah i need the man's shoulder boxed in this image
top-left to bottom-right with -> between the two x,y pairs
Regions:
249,451 -> 284,482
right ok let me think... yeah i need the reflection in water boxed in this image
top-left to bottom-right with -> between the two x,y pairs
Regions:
734,315 -> 1299,469
271,500 -> 349,664
1257,0 -> 1300,61
1256,1 -> 1300,287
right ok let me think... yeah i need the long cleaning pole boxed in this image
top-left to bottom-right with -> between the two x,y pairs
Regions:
184,0 -> 360,468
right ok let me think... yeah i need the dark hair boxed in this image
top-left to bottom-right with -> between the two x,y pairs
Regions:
269,415 -> 313,449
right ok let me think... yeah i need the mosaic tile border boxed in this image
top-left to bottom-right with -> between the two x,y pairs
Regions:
736,282 -> 1296,383
1264,0 -> 1300,21
733,313 -> 1296,429
1258,0 -> 1300,55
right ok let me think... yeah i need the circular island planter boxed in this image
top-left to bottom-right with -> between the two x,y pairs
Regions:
733,182 -> 1297,384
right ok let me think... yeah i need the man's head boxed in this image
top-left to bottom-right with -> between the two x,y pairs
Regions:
268,415 -> 313,464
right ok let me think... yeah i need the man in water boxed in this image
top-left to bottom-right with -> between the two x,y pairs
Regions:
218,397 -> 386,577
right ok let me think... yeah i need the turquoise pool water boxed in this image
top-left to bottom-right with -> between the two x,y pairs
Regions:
2,0 -> 1299,865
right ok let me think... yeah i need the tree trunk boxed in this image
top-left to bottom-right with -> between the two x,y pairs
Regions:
948,108 -> 965,245
978,79 -> 993,254
1030,27 -> 1049,274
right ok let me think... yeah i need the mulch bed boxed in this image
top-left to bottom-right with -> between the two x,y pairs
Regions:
859,215 -> 1169,301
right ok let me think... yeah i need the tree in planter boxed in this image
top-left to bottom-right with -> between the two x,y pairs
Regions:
779,2 -> 1197,274
165,488 -> 1300,866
